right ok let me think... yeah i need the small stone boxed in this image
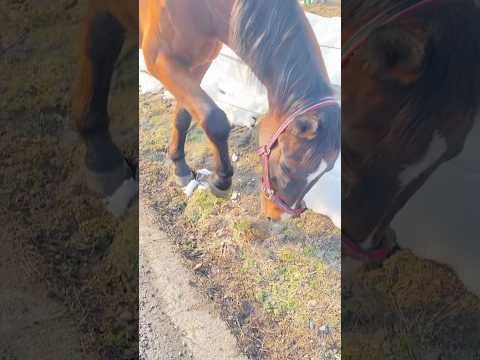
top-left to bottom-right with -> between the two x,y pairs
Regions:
319,324 -> 330,335
231,191 -> 239,200
193,263 -> 203,271
232,153 -> 239,162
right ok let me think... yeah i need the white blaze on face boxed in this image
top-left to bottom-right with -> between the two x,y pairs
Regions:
399,131 -> 448,189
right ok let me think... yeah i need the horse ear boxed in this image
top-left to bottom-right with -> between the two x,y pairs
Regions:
290,112 -> 323,140
366,25 -> 428,85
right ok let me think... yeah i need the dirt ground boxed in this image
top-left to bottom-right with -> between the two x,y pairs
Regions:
140,250 -> 194,360
2,1 -> 138,358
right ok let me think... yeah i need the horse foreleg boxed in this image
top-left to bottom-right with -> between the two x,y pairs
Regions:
168,64 -> 214,186
71,4 -> 137,216
169,105 -> 194,186
144,52 -> 233,195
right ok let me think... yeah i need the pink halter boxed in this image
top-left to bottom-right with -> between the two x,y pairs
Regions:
257,97 -> 339,216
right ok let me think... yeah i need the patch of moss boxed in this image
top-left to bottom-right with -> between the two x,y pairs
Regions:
183,190 -> 225,224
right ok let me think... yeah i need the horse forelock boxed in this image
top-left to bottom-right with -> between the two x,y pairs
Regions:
230,0 -> 333,117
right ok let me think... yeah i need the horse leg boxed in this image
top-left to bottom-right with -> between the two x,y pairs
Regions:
143,52 -> 233,194
169,105 -> 194,186
169,64 -> 213,187
72,4 -> 137,216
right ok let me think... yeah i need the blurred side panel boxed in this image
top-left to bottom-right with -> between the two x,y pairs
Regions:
1,0 -> 139,358
341,0 -> 480,358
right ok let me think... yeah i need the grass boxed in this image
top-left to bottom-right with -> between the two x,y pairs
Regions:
303,3 -> 341,17
183,190 -> 226,224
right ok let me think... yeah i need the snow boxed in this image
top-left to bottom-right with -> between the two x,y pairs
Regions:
139,14 -> 341,227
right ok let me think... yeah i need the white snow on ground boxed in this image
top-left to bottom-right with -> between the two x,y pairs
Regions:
139,14 -> 341,227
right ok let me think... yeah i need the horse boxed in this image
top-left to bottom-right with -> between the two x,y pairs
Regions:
72,0 -> 341,220
342,0 -> 480,295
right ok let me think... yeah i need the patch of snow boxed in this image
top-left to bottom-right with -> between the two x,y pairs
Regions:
304,154 -> 341,228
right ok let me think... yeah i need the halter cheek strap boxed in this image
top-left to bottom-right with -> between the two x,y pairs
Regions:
257,97 -> 339,216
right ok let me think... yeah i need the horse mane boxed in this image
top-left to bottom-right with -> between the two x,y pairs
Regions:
230,0 -> 333,117
346,0 -> 480,149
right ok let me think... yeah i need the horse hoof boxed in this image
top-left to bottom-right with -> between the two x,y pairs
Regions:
84,159 -> 138,217
175,172 -> 195,187
207,178 -> 231,198
103,177 -> 138,217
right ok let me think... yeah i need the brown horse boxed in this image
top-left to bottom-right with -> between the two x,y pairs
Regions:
342,0 -> 480,266
72,0 -> 340,220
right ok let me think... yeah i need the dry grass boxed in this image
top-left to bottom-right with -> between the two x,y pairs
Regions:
344,251 -> 480,359
303,3 -> 341,17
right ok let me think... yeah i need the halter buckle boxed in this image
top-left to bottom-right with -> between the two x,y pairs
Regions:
257,145 -> 271,156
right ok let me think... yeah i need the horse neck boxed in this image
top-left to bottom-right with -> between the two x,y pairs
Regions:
228,0 -> 332,116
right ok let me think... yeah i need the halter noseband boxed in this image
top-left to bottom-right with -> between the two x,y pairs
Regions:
257,97 -> 339,216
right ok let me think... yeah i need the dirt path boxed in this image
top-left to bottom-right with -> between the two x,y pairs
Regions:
0,236 -> 92,359
140,258 -> 192,360
140,205 -> 247,360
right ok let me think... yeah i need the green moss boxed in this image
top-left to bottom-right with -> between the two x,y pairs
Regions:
183,190 -> 225,223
